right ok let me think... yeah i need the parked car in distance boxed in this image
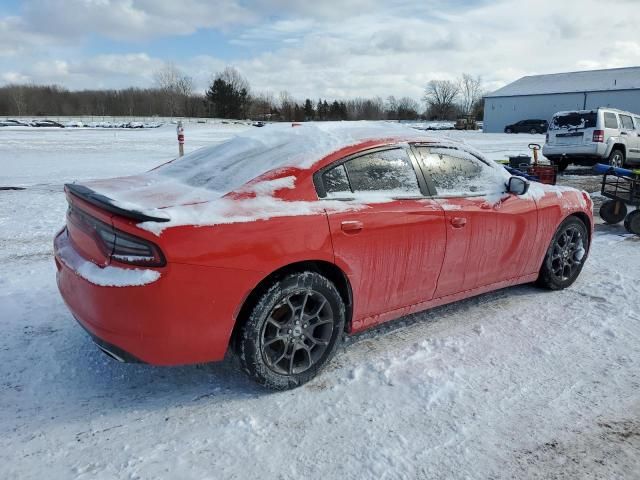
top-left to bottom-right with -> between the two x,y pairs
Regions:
504,119 -> 549,134
54,123 -> 593,389
0,119 -> 30,127
32,119 -> 65,128
543,108 -> 640,171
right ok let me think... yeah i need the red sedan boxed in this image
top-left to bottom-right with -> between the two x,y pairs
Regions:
54,123 -> 593,389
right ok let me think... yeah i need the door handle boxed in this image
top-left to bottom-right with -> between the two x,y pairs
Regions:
621,131 -> 628,135
341,220 -> 363,233
450,217 -> 467,228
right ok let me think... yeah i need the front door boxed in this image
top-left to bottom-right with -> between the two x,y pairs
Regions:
413,145 -> 538,297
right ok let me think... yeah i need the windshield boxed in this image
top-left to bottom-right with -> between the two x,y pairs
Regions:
549,111 -> 597,131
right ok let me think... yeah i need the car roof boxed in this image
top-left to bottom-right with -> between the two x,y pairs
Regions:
155,122 -> 439,195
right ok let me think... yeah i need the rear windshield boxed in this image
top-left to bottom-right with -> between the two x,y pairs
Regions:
549,112 -> 597,131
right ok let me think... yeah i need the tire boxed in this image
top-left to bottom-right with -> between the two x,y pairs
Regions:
537,217 -> 589,290
599,200 -> 628,224
529,128 -> 538,135
551,158 -> 569,172
624,210 -> 640,235
237,271 -> 346,390
505,128 -> 513,134
608,149 -> 625,168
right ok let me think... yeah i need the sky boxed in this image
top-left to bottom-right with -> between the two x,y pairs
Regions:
1,0 -> 639,102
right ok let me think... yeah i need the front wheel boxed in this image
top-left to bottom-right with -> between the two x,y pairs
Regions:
505,128 -> 513,134
537,217 -> 589,290
529,128 -> 538,135
237,272 -> 346,390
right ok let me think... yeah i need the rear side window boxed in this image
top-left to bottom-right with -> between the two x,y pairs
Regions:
550,111 -> 597,130
416,147 -> 502,196
634,117 -> 640,130
620,114 -> 634,130
323,164 -> 351,195
321,148 -> 421,197
604,112 -> 619,129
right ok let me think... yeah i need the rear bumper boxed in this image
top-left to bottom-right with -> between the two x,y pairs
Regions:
54,229 -> 263,365
542,143 -> 606,159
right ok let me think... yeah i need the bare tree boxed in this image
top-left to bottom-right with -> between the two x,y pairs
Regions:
458,74 -> 483,117
9,85 -> 27,116
154,63 -> 195,117
423,80 -> 459,120
397,97 -> 420,120
278,90 -> 295,121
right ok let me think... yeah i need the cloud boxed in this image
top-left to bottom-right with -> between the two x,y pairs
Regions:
21,0 -> 256,41
1,0 -> 639,102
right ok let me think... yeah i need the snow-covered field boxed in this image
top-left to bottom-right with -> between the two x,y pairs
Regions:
1,124 -> 639,479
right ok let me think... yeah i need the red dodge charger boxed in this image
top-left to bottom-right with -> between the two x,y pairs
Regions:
54,123 -> 593,389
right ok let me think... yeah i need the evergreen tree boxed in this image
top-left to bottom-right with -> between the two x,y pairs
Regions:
303,98 -> 315,120
205,67 -> 250,119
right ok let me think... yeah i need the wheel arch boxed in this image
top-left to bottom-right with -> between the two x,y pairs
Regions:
568,211 -> 592,239
610,143 -> 626,158
229,260 -> 353,353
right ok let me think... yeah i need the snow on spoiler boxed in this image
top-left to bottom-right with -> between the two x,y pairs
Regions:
65,183 -> 170,223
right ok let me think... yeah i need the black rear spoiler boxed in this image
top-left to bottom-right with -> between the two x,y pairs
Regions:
65,183 -> 170,223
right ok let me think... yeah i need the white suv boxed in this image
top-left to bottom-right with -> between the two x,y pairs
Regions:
542,107 -> 640,171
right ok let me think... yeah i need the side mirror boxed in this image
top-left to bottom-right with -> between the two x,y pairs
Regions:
507,176 -> 530,195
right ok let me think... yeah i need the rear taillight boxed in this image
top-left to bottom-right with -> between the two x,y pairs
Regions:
545,133 -> 549,142
593,130 -> 604,143
68,205 -> 165,267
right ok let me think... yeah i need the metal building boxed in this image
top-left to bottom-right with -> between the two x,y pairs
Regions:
483,67 -> 640,133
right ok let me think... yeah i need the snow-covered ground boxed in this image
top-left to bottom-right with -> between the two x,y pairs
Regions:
1,124 -> 639,479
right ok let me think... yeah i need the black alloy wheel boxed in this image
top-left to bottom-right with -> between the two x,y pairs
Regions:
237,271 -> 345,390
537,217 -> 589,290
260,289 -> 334,375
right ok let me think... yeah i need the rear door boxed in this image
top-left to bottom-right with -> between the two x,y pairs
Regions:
619,113 -> 640,161
317,147 -> 447,326
413,145 -> 538,297
633,116 -> 640,162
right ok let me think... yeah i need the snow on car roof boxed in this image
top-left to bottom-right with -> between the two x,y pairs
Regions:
155,121 -> 435,194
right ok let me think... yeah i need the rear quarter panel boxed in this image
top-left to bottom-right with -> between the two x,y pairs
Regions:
150,214 -> 335,271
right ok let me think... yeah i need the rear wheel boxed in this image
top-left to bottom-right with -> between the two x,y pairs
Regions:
624,210 -> 640,235
600,200 -> 628,224
608,149 -> 625,168
537,217 -> 589,290
551,158 -> 569,172
237,272 -> 345,390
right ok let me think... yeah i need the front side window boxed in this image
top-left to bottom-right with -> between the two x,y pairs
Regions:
604,112 -> 619,129
620,114 -> 634,130
320,148 -> 421,198
416,147 -> 503,196
634,117 -> 640,130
